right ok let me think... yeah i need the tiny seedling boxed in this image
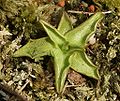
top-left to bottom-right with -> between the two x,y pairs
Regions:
13,12 -> 104,93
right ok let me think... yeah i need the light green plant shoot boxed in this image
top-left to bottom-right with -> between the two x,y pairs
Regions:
13,12 -> 104,93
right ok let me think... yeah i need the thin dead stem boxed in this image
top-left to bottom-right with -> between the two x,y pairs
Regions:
0,82 -> 30,101
68,10 -> 112,15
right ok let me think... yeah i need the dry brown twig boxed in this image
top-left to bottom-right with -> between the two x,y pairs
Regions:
0,80 -> 30,101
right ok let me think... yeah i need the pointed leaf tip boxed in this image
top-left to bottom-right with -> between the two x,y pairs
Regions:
40,20 -> 66,46
13,37 -> 54,61
57,12 -> 73,35
65,12 -> 104,48
69,51 -> 99,79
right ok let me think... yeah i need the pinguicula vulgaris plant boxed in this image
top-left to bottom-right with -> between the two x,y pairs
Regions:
13,12 -> 104,93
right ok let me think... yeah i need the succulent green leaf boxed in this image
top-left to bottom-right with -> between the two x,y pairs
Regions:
65,12 -> 104,47
40,20 -> 66,46
69,51 -> 99,79
13,37 -> 54,61
57,12 -> 73,35
51,48 -> 69,93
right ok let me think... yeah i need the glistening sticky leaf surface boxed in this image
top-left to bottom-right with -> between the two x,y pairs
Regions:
13,12 -> 104,93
